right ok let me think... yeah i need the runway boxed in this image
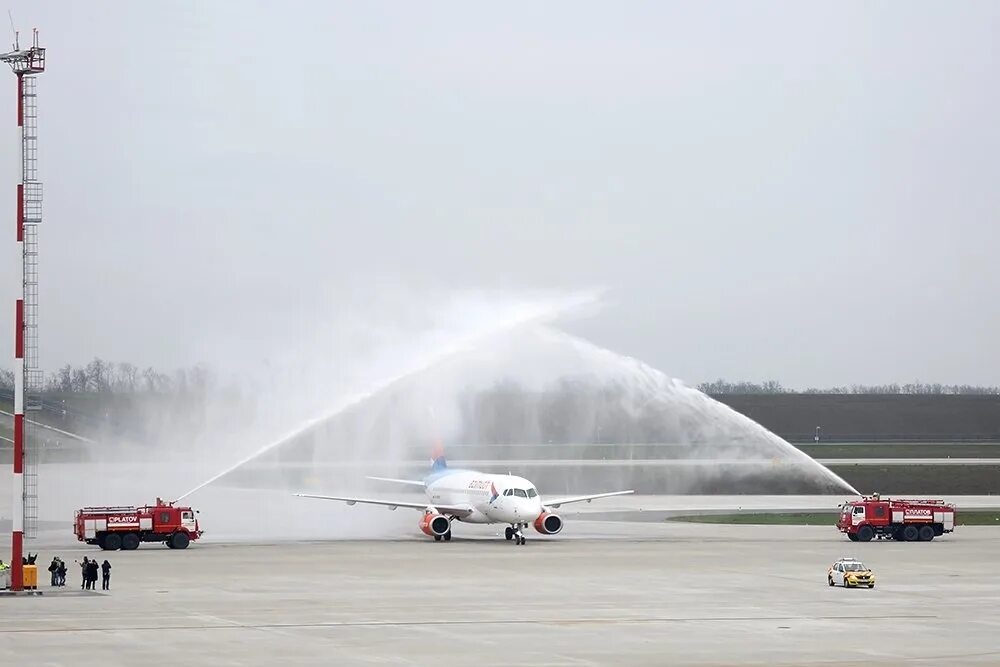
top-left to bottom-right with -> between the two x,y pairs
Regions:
2,521 -> 1000,666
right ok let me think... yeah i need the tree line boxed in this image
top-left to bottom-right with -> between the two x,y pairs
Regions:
2,361 -> 998,398
0,358 -> 213,395
697,379 -> 1000,395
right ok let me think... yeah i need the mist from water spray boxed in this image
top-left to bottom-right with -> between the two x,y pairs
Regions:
260,324 -> 860,498
23,287 -> 857,542
208,323 -> 859,509
173,291 -> 601,502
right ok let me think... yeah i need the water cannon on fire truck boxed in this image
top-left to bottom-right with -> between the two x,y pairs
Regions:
74,498 -> 203,551
837,492 -> 956,542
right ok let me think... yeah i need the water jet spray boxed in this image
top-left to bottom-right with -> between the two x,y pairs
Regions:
173,292 -> 599,503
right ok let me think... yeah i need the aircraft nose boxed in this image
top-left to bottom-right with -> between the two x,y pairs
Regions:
512,499 -> 541,521
513,500 -> 526,519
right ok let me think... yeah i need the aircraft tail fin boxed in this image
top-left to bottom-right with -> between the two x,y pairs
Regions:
431,439 -> 447,472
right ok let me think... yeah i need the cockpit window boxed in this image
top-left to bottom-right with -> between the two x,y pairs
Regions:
514,489 -> 527,498
503,489 -> 512,497
526,488 -> 537,498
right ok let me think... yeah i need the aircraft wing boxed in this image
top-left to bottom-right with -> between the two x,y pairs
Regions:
294,493 -> 473,518
542,489 -> 635,509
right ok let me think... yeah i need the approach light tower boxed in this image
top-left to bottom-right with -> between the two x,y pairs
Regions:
1,29 -> 45,593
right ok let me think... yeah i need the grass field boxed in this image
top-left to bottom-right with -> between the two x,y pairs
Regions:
714,393 -> 1000,442
831,464 -> 1000,495
669,511 -> 1000,526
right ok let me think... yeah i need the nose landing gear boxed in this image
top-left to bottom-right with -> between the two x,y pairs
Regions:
506,524 -> 527,545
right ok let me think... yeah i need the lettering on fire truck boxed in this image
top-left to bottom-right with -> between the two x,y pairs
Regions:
108,515 -> 139,524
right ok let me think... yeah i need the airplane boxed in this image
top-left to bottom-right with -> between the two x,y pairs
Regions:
294,447 -> 634,545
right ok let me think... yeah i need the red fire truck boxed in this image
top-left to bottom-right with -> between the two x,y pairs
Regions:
837,494 -> 956,542
74,498 -> 203,550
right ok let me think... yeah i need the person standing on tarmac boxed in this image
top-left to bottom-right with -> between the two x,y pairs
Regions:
56,559 -> 67,587
101,560 -> 111,590
78,557 -> 89,590
48,557 -> 59,587
87,559 -> 99,590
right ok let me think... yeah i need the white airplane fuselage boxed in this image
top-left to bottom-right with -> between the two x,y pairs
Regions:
294,459 -> 632,543
424,469 -> 542,525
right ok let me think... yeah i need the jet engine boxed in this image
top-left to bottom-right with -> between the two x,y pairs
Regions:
533,511 -> 563,535
419,512 -> 450,537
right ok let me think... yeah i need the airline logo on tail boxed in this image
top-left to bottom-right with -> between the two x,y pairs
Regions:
431,439 -> 447,472
489,482 -> 499,504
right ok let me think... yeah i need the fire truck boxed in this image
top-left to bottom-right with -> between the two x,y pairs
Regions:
74,498 -> 203,550
837,493 -> 956,542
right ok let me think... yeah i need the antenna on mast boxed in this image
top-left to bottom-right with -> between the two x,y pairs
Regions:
6,10 -> 15,50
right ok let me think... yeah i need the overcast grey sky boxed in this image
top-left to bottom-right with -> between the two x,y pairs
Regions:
1,1 -> 998,388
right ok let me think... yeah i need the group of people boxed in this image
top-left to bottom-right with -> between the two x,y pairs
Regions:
1,554 -> 111,591
76,557 -> 111,590
47,557 -> 68,586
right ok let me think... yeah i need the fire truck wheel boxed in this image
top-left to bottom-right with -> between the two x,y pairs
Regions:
101,533 -> 122,551
902,525 -> 919,542
847,533 -> 859,542
121,533 -> 140,551
918,526 -> 934,542
170,533 -> 190,550
857,526 -> 874,542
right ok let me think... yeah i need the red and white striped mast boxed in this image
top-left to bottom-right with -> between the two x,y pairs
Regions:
1,29 -> 45,593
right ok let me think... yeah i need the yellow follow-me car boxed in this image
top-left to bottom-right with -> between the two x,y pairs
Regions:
828,558 -> 875,588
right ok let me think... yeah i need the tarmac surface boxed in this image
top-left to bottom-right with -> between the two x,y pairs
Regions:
3,519 -> 1000,666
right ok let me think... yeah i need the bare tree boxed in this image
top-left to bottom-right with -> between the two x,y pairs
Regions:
72,368 -> 89,392
57,364 -> 73,392
117,362 -> 138,393
142,367 -> 159,392
86,358 -> 109,392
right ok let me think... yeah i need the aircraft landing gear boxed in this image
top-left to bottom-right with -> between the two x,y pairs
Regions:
508,524 -> 526,545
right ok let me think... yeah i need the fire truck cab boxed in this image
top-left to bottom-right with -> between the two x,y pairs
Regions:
837,493 -> 955,542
